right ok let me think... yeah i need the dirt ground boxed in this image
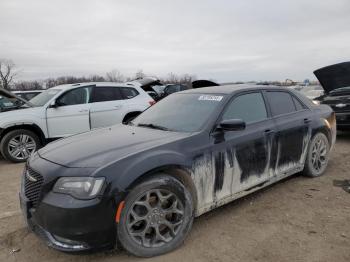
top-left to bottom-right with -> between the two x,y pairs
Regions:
0,132 -> 349,262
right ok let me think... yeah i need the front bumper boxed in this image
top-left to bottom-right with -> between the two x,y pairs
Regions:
335,112 -> 350,127
19,156 -> 119,253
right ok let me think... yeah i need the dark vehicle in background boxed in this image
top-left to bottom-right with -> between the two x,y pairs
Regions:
147,84 -> 189,101
13,90 -> 43,101
134,77 -> 189,101
314,62 -> 350,130
20,84 -> 335,257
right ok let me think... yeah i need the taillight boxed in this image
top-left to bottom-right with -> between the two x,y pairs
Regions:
149,101 -> 156,106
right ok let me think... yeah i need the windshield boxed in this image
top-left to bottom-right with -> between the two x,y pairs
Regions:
29,89 -> 60,107
132,93 -> 224,132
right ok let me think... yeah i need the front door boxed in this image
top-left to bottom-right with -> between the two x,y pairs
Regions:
46,86 -> 92,138
209,91 -> 276,202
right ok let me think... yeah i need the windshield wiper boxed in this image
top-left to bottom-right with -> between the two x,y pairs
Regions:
137,123 -> 172,131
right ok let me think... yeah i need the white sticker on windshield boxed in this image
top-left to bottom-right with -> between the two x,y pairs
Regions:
198,95 -> 223,101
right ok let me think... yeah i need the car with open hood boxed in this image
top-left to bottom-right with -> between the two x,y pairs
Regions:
0,88 -> 31,112
314,61 -> 350,129
20,84 -> 336,257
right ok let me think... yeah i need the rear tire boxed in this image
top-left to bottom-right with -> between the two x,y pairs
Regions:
302,132 -> 330,177
0,129 -> 41,163
117,174 -> 194,257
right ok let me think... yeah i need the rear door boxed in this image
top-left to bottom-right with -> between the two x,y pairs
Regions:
46,86 -> 92,137
264,90 -> 313,175
89,86 -> 125,128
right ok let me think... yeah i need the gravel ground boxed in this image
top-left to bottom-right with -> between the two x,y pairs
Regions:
0,132 -> 349,262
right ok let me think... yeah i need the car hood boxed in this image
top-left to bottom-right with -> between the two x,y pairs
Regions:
38,124 -> 189,168
314,62 -> 350,94
132,77 -> 162,92
0,106 -> 42,121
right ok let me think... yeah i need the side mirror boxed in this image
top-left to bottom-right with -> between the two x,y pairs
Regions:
49,100 -> 58,108
218,119 -> 246,131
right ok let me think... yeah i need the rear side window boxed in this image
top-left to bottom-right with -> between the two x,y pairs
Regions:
266,91 -> 296,116
121,87 -> 139,99
90,87 -> 123,103
222,92 -> 267,123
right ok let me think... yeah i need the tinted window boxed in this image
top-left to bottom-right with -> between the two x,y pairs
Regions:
266,91 -> 296,116
132,93 -> 224,132
121,87 -> 139,99
222,92 -> 267,123
293,96 -> 305,111
91,87 -> 122,103
57,87 -> 91,106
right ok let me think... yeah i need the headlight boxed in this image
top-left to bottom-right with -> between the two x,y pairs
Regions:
53,177 -> 105,199
312,100 -> 320,105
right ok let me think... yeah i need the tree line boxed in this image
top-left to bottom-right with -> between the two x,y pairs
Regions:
0,59 -> 197,91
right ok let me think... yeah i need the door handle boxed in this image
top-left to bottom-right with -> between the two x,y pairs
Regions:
79,109 -> 88,113
114,105 -> 122,109
264,129 -> 274,134
304,118 -> 312,124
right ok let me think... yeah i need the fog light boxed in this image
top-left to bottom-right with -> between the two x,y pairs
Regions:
52,234 -> 87,250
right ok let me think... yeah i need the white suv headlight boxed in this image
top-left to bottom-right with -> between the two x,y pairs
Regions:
53,177 -> 105,199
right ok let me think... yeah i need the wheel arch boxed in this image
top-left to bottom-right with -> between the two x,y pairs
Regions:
312,123 -> 332,145
126,165 -> 198,214
0,124 -> 46,145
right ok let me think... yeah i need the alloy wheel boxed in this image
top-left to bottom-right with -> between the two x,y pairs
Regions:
8,134 -> 37,160
311,136 -> 328,172
126,189 -> 185,248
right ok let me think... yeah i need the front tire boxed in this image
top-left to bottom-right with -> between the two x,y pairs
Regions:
0,129 -> 41,163
117,175 -> 194,257
303,132 -> 330,177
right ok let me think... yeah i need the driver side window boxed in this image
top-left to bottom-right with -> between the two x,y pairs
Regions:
222,92 -> 267,124
57,87 -> 92,106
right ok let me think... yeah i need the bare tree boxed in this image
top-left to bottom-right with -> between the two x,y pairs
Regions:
134,69 -> 145,79
106,69 -> 125,82
0,59 -> 17,90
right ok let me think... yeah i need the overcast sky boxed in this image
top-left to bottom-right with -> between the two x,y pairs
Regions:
0,0 -> 349,82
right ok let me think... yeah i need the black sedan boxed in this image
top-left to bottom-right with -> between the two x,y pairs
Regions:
20,84 -> 336,257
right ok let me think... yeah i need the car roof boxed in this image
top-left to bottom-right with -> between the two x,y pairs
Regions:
181,84 -> 283,94
13,90 -> 43,93
49,82 -> 142,92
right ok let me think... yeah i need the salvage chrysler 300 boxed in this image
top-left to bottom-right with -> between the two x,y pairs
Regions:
20,85 -> 336,257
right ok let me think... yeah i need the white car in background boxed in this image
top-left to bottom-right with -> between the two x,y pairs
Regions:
0,82 -> 155,162
13,90 -> 43,101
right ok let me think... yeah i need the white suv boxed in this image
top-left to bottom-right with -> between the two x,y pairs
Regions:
0,82 -> 155,162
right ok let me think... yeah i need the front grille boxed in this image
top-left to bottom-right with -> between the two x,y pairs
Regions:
24,167 -> 44,208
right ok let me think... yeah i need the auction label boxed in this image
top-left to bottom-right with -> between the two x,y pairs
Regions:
198,95 -> 223,101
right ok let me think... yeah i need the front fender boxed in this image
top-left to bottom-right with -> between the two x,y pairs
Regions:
98,149 -> 191,194
0,109 -> 47,137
